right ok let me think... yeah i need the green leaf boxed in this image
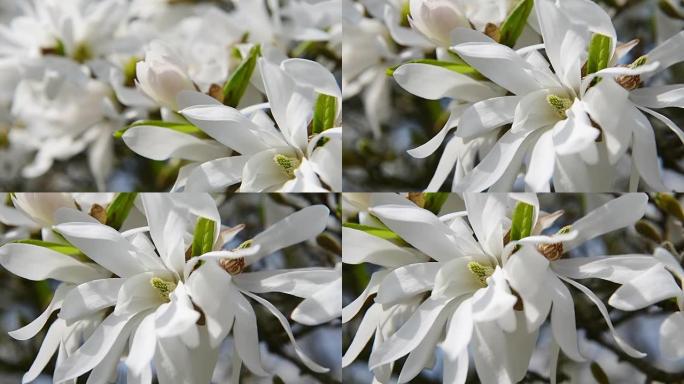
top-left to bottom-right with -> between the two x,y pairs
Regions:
343,223 -> 406,245
386,59 -> 484,79
510,201 -> 534,241
105,193 -> 138,230
14,239 -> 82,257
223,44 -> 261,107
191,216 -> 216,257
586,33 -> 612,75
312,93 -> 338,134
423,193 -> 449,215
114,120 -> 205,139
590,362 -> 610,384
499,0 -> 534,48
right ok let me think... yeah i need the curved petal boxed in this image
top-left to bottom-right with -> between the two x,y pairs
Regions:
563,194 -> 648,252
227,286 -> 269,376
122,126 -> 229,161
370,204 -> 460,262
451,42 -> 541,95
282,58 -> 341,98
9,284 -> 70,341
630,85 -> 684,108
22,319 -> 67,383
0,243 -> 104,284
645,30 -> 684,77
376,262 -> 441,305
242,290 -> 329,373
561,276 -> 646,358
291,277 -> 341,325
251,205 -> 329,259
184,156 -> 247,192
608,265 -> 682,310
393,63 -> 500,101
126,313 -> 157,378
60,278 -> 124,322
180,105 -> 268,154
55,222 -> 148,278
525,129 -> 555,192
457,96 -> 520,140
660,312 -> 684,359
342,303 -> 382,367
186,261 -> 235,347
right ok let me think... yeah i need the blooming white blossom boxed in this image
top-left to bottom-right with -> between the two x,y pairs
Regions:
0,193 -> 341,382
343,193 -> 660,383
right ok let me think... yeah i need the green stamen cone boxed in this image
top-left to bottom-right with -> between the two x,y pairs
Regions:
546,95 -> 573,119
467,262 -> 495,287
150,277 -> 177,301
630,55 -> 648,68
273,154 -> 300,178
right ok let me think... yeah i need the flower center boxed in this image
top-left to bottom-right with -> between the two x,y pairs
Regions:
546,95 -> 573,119
219,239 -> 251,275
467,261 -> 494,287
537,225 -> 572,261
150,277 -> 177,301
616,55 -> 648,91
273,154 -> 300,178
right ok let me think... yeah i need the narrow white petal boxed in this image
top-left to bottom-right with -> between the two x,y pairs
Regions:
376,262 -> 441,305
10,284 -> 71,340
457,96 -> 520,140
549,275 -> 584,361
393,63 -> 501,101
126,313 -> 157,378
342,270 -> 390,323
525,130 -> 555,191
185,156 -> 247,192
608,265 -> 682,310
630,85 -> 684,108
227,286 -> 269,376
122,126 -> 229,161
342,303 -> 382,367
186,261 -> 235,348
22,319 -> 66,383
291,277 -> 341,325
561,276 -> 646,358
60,278 -> 124,322
55,222 -> 148,278
0,243 -> 104,284
242,290 -> 329,373
251,205 -> 329,259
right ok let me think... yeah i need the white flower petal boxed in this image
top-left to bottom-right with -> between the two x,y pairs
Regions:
561,276 -> 646,358
457,96 -> 520,140
0,243 -> 104,284
630,85 -> 684,108
9,284 -> 70,341
645,30 -> 684,76
154,283 -> 200,342
525,130 -> 555,191
55,222 -> 149,278
122,126 -> 229,161
60,278 -> 124,323
608,265 -> 682,310
242,290 -> 329,373
184,156 -> 247,192
342,303 -> 382,367
660,312 -> 684,359
549,275 -> 584,361
552,255 -> 658,283
368,297 -> 451,369
251,205 -> 329,259
393,63 -> 500,101
22,319 -> 66,384
53,311 -> 139,383
628,106 -> 668,191
371,205 -> 460,262
126,313 -> 157,378
451,42 -> 541,95
282,58 -> 341,98
376,262 -> 441,305
228,286 -> 269,376
291,277 -> 342,325
563,194 -> 648,252
186,261 -> 235,348
342,270 -> 390,323
180,105 -> 268,154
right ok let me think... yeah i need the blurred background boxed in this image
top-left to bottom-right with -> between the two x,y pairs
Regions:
342,0 -> 684,191
342,193 -> 684,383
0,193 -> 342,384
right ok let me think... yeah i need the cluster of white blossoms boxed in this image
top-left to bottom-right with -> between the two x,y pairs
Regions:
0,193 -> 341,383
342,192 -> 684,383
0,0 -> 341,192
346,0 -> 684,191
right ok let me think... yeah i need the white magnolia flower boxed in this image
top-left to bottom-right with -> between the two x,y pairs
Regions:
343,193 -> 656,383
135,41 -> 197,112
124,57 -> 342,192
410,0 -> 684,192
408,0 -> 470,46
0,193 -> 339,383
597,247 -> 684,360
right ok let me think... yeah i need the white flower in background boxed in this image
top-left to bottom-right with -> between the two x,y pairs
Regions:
0,193 -> 339,383
408,0 -> 469,46
124,56 -> 342,192
343,193 -> 656,383
135,41 -> 197,112
596,246 -> 684,360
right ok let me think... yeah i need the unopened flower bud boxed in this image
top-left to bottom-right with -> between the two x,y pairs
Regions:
409,0 -> 468,46
136,41 -> 196,111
